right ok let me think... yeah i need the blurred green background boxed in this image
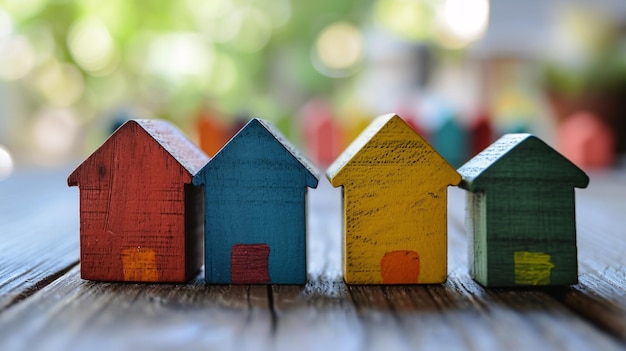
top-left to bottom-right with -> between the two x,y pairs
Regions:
0,0 -> 625,178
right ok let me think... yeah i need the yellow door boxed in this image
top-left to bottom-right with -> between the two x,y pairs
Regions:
514,251 -> 554,285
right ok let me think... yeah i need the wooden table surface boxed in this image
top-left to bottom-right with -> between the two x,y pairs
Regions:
0,167 -> 625,351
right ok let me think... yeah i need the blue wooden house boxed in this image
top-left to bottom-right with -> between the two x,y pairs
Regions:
193,118 -> 319,284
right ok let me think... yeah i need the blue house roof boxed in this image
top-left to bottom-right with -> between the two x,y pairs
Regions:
193,118 -> 319,187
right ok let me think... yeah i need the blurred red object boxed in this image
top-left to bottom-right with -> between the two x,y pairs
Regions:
299,99 -> 343,167
470,109 -> 493,157
557,111 -> 616,169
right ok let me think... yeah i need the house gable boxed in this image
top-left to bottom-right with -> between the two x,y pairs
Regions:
193,118 -> 319,188
459,134 -> 589,192
135,119 -> 209,175
326,114 -> 461,188
69,120 -> 209,187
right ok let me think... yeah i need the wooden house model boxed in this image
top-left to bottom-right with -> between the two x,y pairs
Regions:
432,115 -> 468,168
68,120 -> 209,282
193,118 -> 319,284
458,133 -> 589,287
557,111 -> 616,170
299,99 -> 344,167
326,114 -> 461,284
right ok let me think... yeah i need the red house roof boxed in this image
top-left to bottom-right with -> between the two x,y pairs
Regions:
69,119 -> 209,186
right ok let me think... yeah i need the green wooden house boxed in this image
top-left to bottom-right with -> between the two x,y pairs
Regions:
458,134 -> 589,287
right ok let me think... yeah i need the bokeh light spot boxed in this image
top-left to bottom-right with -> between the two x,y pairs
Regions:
206,52 -> 237,95
32,108 -> 79,159
36,61 -> 85,107
231,8 -> 272,53
68,18 -> 117,74
147,33 -> 213,81
0,36 -> 36,80
264,0 -> 291,30
188,0 -> 242,43
3,0 -> 46,21
374,0 -> 435,40
0,145 -> 14,180
314,22 -> 363,77
436,0 -> 489,48
23,24 -> 55,65
0,8 -> 13,37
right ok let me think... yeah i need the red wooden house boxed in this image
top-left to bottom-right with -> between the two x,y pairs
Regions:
68,120 -> 209,282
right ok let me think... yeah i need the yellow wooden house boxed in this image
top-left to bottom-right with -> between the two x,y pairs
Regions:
326,114 -> 461,284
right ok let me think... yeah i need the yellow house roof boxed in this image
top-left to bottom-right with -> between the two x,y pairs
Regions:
326,114 -> 461,187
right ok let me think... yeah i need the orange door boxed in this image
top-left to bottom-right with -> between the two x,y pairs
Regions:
380,250 -> 420,284
122,247 -> 158,282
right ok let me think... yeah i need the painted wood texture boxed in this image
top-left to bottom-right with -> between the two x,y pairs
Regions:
326,114 -> 461,284
67,120 -> 209,282
5,174 -> 626,351
230,244 -> 271,284
193,118 -> 319,285
458,133 -> 589,287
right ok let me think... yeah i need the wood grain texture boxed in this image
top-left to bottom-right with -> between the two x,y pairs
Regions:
2,171 -> 626,350
231,244 -> 271,284
326,114 -> 461,284
193,118 -> 319,285
458,134 -> 589,287
267,183 -> 624,351
552,172 -> 626,336
0,267 -> 275,351
0,169 -> 79,309
67,119 -> 209,282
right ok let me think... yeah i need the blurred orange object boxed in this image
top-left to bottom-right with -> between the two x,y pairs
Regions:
557,111 -> 616,170
196,108 -> 230,157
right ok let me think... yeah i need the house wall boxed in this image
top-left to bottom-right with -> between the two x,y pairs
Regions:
483,187 -> 578,286
184,183 -> 204,279
342,177 -> 450,284
467,191 -> 488,285
204,178 -> 308,284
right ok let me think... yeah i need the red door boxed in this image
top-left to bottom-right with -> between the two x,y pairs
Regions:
231,244 -> 271,284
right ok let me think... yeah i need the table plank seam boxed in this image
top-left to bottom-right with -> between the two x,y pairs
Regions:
547,286 -> 626,343
266,285 -> 278,335
0,260 -> 79,313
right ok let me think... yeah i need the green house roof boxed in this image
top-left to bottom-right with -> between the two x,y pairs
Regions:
458,134 -> 589,192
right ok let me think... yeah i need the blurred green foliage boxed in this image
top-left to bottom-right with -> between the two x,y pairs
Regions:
0,0 -> 372,124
